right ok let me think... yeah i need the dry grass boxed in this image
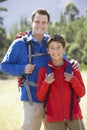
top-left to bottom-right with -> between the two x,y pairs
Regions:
0,71 -> 87,130
79,72 -> 87,129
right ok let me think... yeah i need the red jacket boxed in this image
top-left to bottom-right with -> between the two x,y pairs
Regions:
37,60 -> 85,122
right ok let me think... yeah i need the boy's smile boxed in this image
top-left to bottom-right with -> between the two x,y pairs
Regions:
47,41 -> 66,65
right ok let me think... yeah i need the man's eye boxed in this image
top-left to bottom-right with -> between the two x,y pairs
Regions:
43,22 -> 46,25
35,21 -> 39,24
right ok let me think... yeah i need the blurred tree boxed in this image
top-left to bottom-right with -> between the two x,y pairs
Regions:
20,16 -> 29,32
75,29 -> 86,48
67,43 -> 83,62
64,2 -> 79,22
85,7 -> 87,16
9,23 -> 19,41
81,43 -> 87,64
9,16 -> 31,41
60,12 -> 66,24
0,27 -> 10,62
64,24 -> 75,43
0,0 -> 8,25
0,0 -> 8,62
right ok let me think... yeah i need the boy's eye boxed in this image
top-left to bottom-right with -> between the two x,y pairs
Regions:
57,47 -> 61,49
50,47 -> 54,49
50,47 -> 61,50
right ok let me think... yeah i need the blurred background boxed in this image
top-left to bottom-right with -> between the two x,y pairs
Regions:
0,0 -> 87,70
0,1 -> 87,130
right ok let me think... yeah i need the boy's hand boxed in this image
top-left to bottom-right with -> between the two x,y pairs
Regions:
64,72 -> 73,82
45,73 -> 55,84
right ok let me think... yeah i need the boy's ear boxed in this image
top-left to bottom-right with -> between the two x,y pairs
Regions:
64,46 -> 66,53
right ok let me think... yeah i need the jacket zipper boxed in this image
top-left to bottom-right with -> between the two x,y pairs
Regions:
58,71 -> 66,120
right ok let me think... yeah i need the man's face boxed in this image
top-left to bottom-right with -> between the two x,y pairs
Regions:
32,13 -> 48,36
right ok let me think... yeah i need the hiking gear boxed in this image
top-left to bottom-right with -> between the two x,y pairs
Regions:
43,61 -> 81,120
0,30 -> 50,103
16,32 -> 49,104
24,40 -> 34,104
16,32 -> 34,104
37,59 -> 85,122
18,31 -> 77,116
16,31 -> 28,39
44,61 -> 73,120
65,62 -> 74,120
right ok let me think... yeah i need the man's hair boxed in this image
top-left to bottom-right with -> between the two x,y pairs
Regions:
31,8 -> 50,23
46,34 -> 66,48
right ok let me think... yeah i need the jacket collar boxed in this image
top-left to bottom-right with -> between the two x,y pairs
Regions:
48,59 -> 71,69
27,30 -> 49,42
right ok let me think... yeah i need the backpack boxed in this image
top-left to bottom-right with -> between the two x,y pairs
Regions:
16,32 -> 28,87
16,31 -> 48,105
16,31 -> 79,120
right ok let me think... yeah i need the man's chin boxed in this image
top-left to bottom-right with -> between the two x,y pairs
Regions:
36,31 -> 44,35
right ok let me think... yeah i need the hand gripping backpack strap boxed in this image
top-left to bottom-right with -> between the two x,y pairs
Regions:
24,40 -> 34,105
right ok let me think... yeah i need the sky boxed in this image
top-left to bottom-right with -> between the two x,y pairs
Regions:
0,0 -> 87,34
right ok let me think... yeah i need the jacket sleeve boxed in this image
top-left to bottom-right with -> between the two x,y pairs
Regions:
36,67 -> 50,102
0,40 -> 26,76
69,69 -> 86,97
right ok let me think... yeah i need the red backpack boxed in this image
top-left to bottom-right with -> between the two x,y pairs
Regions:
15,31 -> 28,39
15,31 -> 28,87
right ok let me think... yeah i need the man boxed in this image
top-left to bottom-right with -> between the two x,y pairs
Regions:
0,9 -> 80,130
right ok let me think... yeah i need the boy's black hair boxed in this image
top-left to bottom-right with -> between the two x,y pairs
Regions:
46,34 -> 66,48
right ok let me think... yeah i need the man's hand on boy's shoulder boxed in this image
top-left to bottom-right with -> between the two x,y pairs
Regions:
70,59 -> 80,71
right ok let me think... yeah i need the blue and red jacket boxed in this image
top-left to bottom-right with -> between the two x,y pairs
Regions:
37,60 -> 85,122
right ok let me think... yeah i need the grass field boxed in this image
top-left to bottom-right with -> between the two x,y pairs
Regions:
0,71 -> 87,130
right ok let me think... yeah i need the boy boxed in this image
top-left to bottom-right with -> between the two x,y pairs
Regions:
37,34 -> 86,130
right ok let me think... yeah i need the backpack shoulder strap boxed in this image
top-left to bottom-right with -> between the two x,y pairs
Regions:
65,61 -> 72,74
24,39 -> 34,64
16,32 -> 34,104
46,64 -> 52,75
65,61 -> 74,120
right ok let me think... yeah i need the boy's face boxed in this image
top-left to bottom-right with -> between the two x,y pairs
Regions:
47,41 -> 66,63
